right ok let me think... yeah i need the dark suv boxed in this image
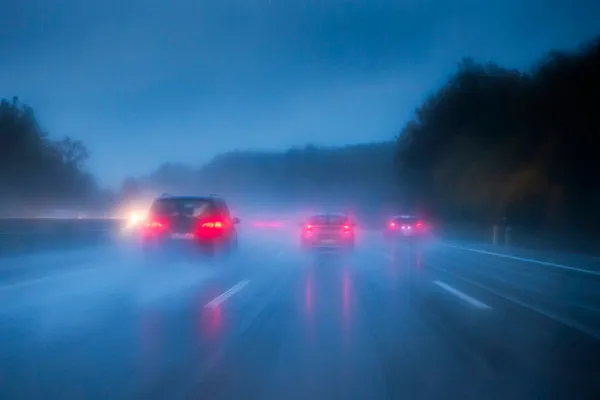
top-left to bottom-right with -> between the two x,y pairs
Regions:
140,194 -> 240,257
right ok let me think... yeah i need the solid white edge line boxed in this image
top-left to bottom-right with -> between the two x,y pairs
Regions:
442,244 -> 600,276
433,280 -> 492,309
204,280 -> 250,309
435,268 -> 600,341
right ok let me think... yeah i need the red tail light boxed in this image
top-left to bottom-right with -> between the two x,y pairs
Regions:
201,221 -> 224,229
343,224 -> 351,234
416,221 -> 423,229
304,224 -> 312,236
389,221 -> 397,228
143,217 -> 168,235
197,218 -> 226,238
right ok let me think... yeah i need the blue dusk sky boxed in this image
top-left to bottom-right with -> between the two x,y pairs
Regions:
2,0 -> 599,186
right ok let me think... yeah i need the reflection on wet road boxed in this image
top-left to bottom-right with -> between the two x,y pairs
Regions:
0,232 -> 599,399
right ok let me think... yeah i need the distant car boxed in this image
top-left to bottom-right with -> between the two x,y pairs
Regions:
384,215 -> 431,240
140,194 -> 240,258
300,213 -> 355,250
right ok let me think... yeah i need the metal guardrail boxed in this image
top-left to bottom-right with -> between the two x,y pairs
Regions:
438,223 -> 600,258
0,218 -> 123,257
352,218 -> 600,258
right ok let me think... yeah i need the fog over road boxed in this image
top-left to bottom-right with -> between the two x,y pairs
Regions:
0,229 -> 599,399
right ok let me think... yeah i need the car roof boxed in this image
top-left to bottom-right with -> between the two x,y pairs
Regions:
155,195 -> 223,202
393,215 -> 419,219
310,213 -> 349,218
152,195 -> 230,210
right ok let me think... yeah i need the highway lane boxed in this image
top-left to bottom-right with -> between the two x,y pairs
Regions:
0,231 -> 599,399
441,239 -> 600,274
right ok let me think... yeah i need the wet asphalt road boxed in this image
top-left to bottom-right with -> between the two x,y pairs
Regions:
0,229 -> 599,399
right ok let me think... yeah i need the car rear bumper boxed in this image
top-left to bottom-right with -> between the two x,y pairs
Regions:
142,234 -> 233,252
302,236 -> 354,248
385,231 -> 429,239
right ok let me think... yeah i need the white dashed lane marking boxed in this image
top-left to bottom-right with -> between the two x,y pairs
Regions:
204,280 -> 250,309
433,280 -> 492,309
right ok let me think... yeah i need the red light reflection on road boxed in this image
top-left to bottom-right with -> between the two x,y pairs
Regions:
200,305 -> 222,340
198,287 -> 223,340
341,266 -> 352,346
342,269 -> 350,317
304,266 -> 315,342
305,274 -> 313,315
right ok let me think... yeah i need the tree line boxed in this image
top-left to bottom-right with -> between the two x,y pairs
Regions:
124,143 -> 400,215
6,34 -> 599,232
396,36 -> 600,233
127,35 -> 600,232
0,97 -> 100,217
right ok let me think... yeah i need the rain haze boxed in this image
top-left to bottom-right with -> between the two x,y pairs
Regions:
2,1 -> 600,399
2,0 -> 599,186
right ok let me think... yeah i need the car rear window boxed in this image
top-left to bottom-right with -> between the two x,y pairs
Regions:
150,198 -> 215,217
309,215 -> 349,225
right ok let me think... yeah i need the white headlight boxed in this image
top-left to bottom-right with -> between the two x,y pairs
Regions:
130,212 -> 141,224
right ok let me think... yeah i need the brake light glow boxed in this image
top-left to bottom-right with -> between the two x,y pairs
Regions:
202,221 -> 224,229
390,221 -> 397,228
196,219 -> 226,239
142,217 -> 168,235
304,224 -> 312,236
416,221 -> 423,229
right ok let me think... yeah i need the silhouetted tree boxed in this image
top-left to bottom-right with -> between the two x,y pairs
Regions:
0,97 -> 97,216
395,36 -> 600,233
